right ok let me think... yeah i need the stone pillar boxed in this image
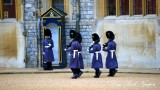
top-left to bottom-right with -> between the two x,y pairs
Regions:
24,0 -> 38,68
80,0 -> 95,67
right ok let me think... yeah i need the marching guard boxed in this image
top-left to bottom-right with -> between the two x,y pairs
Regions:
102,31 -> 118,76
88,33 -> 103,78
64,30 -> 81,79
76,33 -> 84,77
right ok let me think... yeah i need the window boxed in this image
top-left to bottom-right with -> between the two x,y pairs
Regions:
98,0 -> 158,17
3,0 -> 16,18
107,0 -> 116,15
120,0 -> 129,15
133,0 -> 142,15
4,0 -> 12,5
53,0 -> 64,11
146,0 -> 156,14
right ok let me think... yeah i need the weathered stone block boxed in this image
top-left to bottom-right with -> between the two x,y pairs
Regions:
88,11 -> 94,15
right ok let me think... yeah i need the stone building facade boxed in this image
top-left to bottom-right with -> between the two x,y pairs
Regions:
0,0 -> 160,68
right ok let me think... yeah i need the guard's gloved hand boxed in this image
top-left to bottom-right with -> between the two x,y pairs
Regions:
48,43 -> 51,46
64,48 -> 67,51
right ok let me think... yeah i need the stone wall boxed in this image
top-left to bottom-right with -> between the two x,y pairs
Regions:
0,22 -> 25,68
80,24 -> 94,67
69,0 -> 160,68
24,0 -> 160,68
80,0 -> 94,19
24,0 -> 38,68
94,17 -> 160,68
65,0 -> 95,67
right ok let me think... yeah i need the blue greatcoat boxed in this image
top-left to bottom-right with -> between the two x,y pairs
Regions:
78,44 -> 84,69
66,40 -> 81,69
43,38 -> 54,62
89,43 -> 103,69
102,40 -> 118,69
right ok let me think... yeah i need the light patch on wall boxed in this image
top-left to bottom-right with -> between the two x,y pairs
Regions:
101,20 -> 155,47
0,24 -> 17,58
95,19 -> 157,68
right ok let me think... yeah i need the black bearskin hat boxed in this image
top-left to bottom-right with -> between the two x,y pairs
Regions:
106,31 -> 115,40
92,33 -> 100,42
75,33 -> 82,43
70,30 -> 77,39
44,29 -> 52,37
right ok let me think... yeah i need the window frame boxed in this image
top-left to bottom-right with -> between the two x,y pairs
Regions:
4,0 -> 13,5
146,0 -> 156,15
120,0 -> 129,15
48,0 -> 69,14
53,0 -> 64,12
133,0 -> 142,15
103,0 -> 158,17
3,0 -> 16,18
0,0 -> 21,20
107,0 -> 116,16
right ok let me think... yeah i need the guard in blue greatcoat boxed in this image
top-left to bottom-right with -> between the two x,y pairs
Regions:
65,30 -> 81,79
102,31 -> 118,76
89,33 -> 103,78
76,33 -> 84,77
43,29 -> 54,70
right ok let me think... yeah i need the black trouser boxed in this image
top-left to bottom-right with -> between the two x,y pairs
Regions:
95,68 -> 100,76
71,68 -> 82,74
109,68 -> 116,75
46,62 -> 52,70
77,69 -> 82,74
71,68 -> 78,75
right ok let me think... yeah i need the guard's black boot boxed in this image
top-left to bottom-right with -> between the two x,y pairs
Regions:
98,71 -> 102,77
108,69 -> 113,77
94,70 -> 101,78
71,74 -> 78,79
94,72 -> 98,78
77,71 -> 83,77
49,67 -> 53,70
94,75 -> 99,78
112,69 -> 117,76
108,74 -> 113,76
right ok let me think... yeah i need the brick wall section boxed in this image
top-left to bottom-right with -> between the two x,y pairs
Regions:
80,25 -> 93,67
65,0 -> 95,67
72,0 -> 94,20
80,0 -> 94,19
25,0 -> 38,68
24,0 -> 95,68
65,23 -> 94,67
80,0 -> 94,67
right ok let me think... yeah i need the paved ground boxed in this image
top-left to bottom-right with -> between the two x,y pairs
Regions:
0,68 -> 160,74
0,73 -> 160,90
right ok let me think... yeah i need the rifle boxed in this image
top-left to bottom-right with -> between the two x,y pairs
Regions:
66,40 -> 73,49
66,43 -> 71,49
103,33 -> 116,48
103,42 -> 108,48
